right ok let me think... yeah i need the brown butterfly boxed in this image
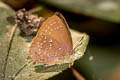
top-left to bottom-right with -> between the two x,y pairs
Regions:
12,12 -> 84,80
29,12 -> 83,65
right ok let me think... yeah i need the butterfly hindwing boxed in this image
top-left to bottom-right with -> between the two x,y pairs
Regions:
29,12 -> 73,64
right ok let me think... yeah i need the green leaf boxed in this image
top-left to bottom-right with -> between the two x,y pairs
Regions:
0,2 -> 89,80
39,0 -> 120,23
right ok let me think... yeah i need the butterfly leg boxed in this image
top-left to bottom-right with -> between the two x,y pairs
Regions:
73,36 -> 84,52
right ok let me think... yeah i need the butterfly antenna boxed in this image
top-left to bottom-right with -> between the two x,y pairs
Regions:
73,36 -> 84,52
11,60 -> 32,80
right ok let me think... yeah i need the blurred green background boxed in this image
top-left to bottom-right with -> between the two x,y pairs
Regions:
2,0 -> 120,80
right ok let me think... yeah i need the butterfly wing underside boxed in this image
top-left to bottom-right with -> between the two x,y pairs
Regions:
29,13 -> 73,64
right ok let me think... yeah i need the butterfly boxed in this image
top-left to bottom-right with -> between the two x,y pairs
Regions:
12,12 -> 84,80
29,12 -> 83,65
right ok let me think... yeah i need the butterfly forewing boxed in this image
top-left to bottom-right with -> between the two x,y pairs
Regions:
29,13 -> 73,64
